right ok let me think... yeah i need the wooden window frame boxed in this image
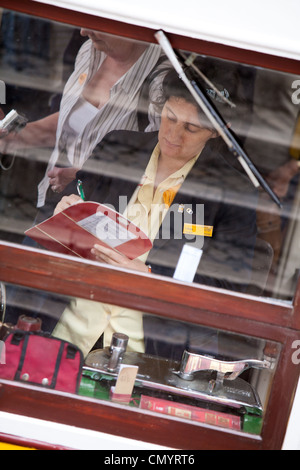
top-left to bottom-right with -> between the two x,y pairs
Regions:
0,0 -> 299,74
0,1 -> 300,449
0,243 -> 300,450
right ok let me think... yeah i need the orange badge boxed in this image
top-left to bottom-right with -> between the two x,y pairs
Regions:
163,184 -> 181,208
78,73 -> 87,85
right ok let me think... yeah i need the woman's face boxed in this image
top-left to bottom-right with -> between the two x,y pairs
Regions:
159,96 -> 216,163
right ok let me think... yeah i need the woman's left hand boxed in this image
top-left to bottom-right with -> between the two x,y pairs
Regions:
54,194 -> 83,215
91,243 -> 149,273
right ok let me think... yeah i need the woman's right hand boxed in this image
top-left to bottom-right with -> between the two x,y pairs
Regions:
54,194 -> 83,215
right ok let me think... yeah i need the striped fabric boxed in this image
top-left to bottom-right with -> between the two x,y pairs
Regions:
37,40 -> 168,207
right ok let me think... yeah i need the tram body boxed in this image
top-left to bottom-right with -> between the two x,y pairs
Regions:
0,0 -> 299,450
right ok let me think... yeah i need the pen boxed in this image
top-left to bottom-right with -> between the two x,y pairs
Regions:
77,179 -> 85,201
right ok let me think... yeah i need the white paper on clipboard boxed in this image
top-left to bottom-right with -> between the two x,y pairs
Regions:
25,201 -> 152,260
78,211 -> 136,248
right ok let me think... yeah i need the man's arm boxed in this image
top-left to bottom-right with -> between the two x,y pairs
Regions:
0,112 -> 59,154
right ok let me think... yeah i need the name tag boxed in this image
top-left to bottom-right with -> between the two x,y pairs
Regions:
183,223 -> 213,237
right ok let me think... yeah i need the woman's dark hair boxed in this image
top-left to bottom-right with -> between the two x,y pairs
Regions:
160,66 -> 235,128
162,69 -> 197,105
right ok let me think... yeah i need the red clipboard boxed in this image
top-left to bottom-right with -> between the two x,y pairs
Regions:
25,202 -> 152,260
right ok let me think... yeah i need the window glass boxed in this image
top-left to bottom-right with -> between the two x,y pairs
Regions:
0,9 -> 299,302
0,282 -> 280,436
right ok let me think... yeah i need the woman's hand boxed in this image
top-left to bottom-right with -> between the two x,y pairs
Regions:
54,194 -> 83,215
53,198 -> 149,274
91,243 -> 149,273
48,166 -> 78,193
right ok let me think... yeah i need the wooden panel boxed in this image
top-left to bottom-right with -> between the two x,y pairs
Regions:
0,1 -> 299,448
0,377 -> 264,450
0,379 -> 262,450
0,242 -> 294,333
0,245 -> 299,449
0,324 -> 299,450
291,276 -> 300,330
0,0 -> 299,74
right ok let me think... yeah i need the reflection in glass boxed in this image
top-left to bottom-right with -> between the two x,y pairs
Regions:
0,10 -> 299,302
0,283 -> 279,435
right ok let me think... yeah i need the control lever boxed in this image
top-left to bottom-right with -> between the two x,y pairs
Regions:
175,350 -> 272,388
107,333 -> 129,372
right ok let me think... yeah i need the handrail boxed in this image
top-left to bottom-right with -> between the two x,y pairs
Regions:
0,242 -> 294,334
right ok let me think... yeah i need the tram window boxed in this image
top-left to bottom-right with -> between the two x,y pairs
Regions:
0,8 -> 300,302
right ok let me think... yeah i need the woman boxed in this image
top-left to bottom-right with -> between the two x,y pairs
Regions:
0,28 -> 169,208
51,70 -> 257,357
